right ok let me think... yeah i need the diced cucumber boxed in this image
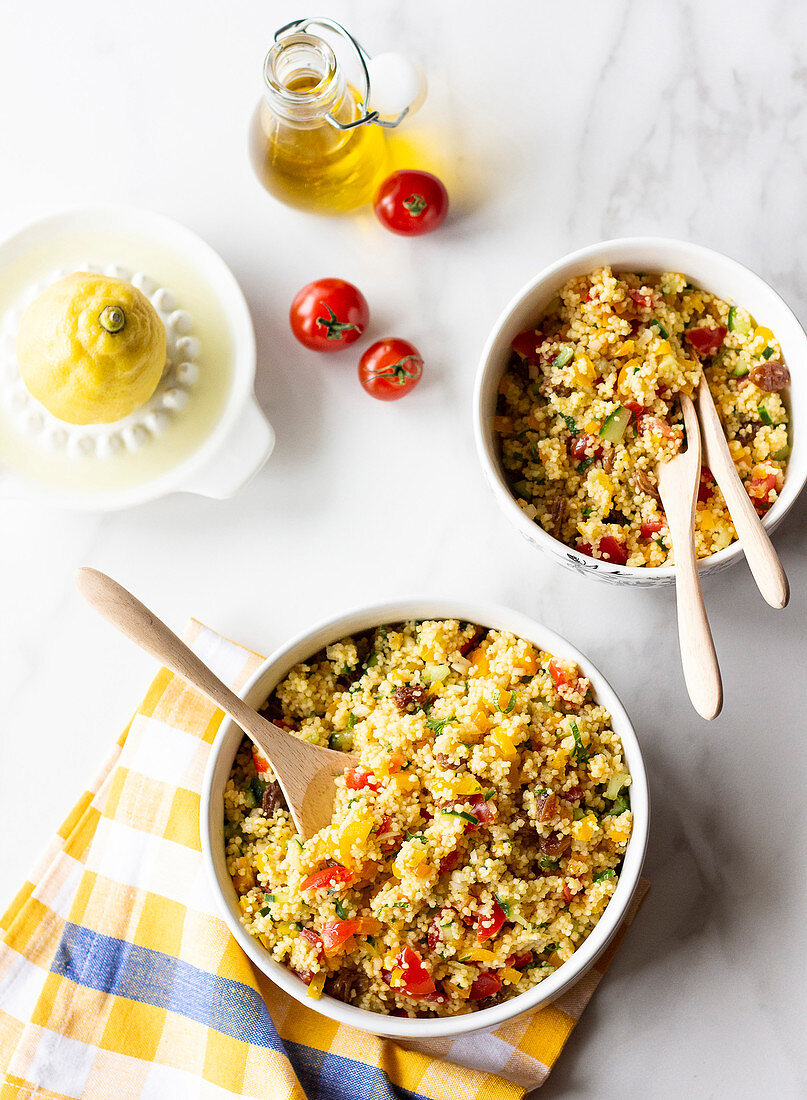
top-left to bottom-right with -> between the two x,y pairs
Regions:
551,346 -> 574,369
730,308 -> 752,335
761,346 -> 774,360
424,663 -> 451,685
772,444 -> 791,461
758,403 -> 774,426
604,772 -> 630,800
599,406 -> 631,443
732,364 -> 749,378
511,480 -> 532,498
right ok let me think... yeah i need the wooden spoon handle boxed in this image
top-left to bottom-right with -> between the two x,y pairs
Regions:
670,522 -> 723,720
696,376 -> 789,609
75,567 -> 266,738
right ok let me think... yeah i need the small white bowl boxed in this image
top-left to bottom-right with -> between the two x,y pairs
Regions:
200,599 -> 649,1040
474,237 -> 806,586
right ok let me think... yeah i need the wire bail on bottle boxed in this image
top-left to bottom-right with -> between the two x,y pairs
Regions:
273,17 -> 426,132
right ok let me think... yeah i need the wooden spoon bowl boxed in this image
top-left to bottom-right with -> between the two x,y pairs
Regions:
75,568 -> 356,838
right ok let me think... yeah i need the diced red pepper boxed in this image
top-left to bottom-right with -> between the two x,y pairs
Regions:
377,814 -> 400,855
636,413 -> 674,438
597,536 -> 628,566
477,899 -> 507,943
698,466 -> 715,503
460,628 -> 487,658
300,928 -> 324,960
565,785 -> 583,803
300,866 -> 354,892
396,946 -> 436,997
575,541 -> 593,557
506,951 -> 534,970
746,472 -> 779,512
511,329 -> 541,363
291,967 -> 314,985
640,517 -> 664,539
624,401 -> 646,421
345,765 -> 379,792
321,919 -> 360,954
562,883 -> 574,904
469,971 -> 503,1000
569,433 -> 603,463
252,747 -> 271,774
685,325 -> 726,357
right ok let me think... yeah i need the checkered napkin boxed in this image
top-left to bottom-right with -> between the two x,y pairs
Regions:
0,622 -> 649,1100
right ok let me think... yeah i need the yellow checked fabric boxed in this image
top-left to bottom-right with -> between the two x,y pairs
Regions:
0,623 -> 649,1100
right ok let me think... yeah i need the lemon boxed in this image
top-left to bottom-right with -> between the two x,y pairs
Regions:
17,272 -> 166,425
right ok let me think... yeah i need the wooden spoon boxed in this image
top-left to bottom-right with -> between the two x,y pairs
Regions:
655,394 -> 723,720
75,567 -> 357,839
695,374 -> 789,609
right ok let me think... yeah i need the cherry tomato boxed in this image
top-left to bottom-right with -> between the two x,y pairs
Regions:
597,536 -> 629,566
640,517 -> 664,539
395,946 -> 436,997
290,278 -> 369,352
469,971 -> 502,1000
300,866 -> 354,892
358,338 -> 423,401
685,325 -> 727,358
321,919 -> 361,955
477,899 -> 507,943
373,170 -> 449,236
345,765 -> 380,792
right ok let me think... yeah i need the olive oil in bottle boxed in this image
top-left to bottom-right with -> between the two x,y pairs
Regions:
250,32 -> 389,214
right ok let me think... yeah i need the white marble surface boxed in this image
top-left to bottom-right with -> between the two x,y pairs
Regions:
1,1 -> 806,1096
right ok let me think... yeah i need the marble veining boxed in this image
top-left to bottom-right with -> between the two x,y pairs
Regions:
1,1 -> 806,1097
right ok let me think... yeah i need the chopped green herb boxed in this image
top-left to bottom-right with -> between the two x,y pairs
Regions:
539,857 -> 560,872
366,935 -> 376,946
560,413 -> 579,436
426,716 -> 457,735
577,456 -> 594,474
593,868 -> 616,883
654,536 -> 667,551
493,688 -> 517,713
347,711 -> 357,729
391,901 -> 409,908
494,894 -> 511,916
606,794 -> 630,816
406,831 -> 427,843
570,720 -> 591,763
440,919 -> 455,928
552,347 -> 574,369
334,898 -> 349,920
650,318 -> 669,339
581,505 -> 593,518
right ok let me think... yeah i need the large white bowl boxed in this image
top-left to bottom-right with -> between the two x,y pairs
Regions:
200,599 -> 649,1040
474,237 -> 806,586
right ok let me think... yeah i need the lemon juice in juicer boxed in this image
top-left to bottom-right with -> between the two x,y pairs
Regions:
250,18 -> 426,213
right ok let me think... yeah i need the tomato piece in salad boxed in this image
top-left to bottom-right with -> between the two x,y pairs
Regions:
477,899 -> 507,943
640,517 -> 664,539
300,866 -> 354,892
469,971 -> 503,1000
395,946 -> 436,997
345,765 -> 379,792
321,919 -> 361,955
685,325 -> 727,358
597,536 -> 629,566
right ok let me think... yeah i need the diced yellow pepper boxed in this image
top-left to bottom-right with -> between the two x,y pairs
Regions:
618,360 -> 640,392
573,814 -> 598,843
754,326 -> 774,344
339,815 -> 374,867
256,852 -> 271,875
698,509 -> 716,531
552,747 -> 569,770
501,967 -> 522,985
393,772 -> 419,792
444,980 -> 470,1000
585,420 -> 600,434
572,352 -> 596,387
454,773 -> 483,796
307,972 -> 326,999
464,947 -> 497,962
390,967 -> 404,988
470,648 -> 490,676
527,410 -> 543,431
491,727 -> 517,760
656,339 -> 672,356
471,707 -> 492,734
